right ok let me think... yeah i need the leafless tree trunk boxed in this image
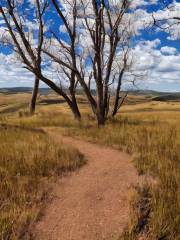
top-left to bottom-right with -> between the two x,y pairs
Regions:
30,77 -> 39,115
112,49 -> 129,117
112,70 -> 125,117
69,72 -> 81,120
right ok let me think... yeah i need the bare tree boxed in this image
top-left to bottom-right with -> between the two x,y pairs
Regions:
0,0 -> 81,119
81,0 -> 132,125
43,0 -> 97,117
45,0 -> 132,125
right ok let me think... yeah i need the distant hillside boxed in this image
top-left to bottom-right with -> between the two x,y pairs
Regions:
126,90 -> 160,96
0,87 -> 94,96
152,93 -> 180,102
0,88 -> 180,101
0,87 -> 51,95
76,89 -> 180,98
125,90 -> 180,101
125,90 -> 180,97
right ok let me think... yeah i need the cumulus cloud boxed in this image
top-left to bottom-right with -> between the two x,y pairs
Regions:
131,39 -> 180,89
0,53 -> 33,87
160,46 -> 177,55
0,0 -> 180,92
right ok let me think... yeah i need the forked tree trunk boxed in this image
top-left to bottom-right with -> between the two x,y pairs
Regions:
30,77 -> 39,115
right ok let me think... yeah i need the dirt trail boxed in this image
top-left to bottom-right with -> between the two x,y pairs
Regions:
33,131 -> 142,240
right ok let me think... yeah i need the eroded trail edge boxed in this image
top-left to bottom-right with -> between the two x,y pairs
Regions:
33,130 -> 142,240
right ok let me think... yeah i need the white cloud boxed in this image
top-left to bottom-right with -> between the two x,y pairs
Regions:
131,39 -> 180,88
0,0 -> 180,92
160,46 -> 177,55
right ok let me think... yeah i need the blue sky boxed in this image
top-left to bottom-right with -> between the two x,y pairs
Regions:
0,0 -> 180,92
130,0 -> 180,92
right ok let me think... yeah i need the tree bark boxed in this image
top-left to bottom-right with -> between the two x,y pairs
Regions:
36,73 -> 82,120
71,95 -> 81,120
97,111 -> 105,126
96,83 -> 106,126
30,77 -> 39,115
112,68 -> 124,117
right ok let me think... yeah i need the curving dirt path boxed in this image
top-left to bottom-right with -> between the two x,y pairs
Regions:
33,130 -> 142,240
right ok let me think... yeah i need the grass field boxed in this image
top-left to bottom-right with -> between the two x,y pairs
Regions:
0,92 -> 180,240
0,124 -> 85,239
69,114 -> 180,240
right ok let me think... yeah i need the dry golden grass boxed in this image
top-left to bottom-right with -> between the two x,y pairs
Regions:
63,111 -> 180,240
0,93 -> 31,115
0,126 -> 85,240
64,113 -> 180,240
0,93 -> 180,240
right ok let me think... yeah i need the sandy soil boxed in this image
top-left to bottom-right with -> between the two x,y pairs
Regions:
33,131 -> 142,240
